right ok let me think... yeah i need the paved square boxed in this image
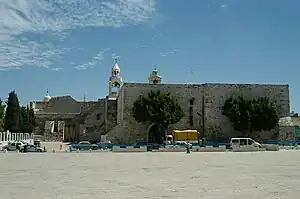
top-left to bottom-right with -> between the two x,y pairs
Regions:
0,150 -> 299,199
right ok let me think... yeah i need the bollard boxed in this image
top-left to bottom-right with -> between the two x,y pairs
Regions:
76,149 -> 80,153
3,149 -> 7,153
52,149 -> 55,153
65,149 -> 68,152
89,148 -> 92,152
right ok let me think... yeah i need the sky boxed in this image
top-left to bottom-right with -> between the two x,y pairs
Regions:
0,0 -> 299,111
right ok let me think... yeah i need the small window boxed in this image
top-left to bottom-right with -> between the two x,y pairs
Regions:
96,114 -> 100,120
240,139 -> 247,145
189,98 -> 194,106
219,96 -> 224,105
232,139 -> 239,144
248,139 -> 253,145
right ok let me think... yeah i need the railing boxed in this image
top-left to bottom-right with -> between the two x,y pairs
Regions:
0,131 -> 34,142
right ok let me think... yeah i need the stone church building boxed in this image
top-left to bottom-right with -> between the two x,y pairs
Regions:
30,62 -> 290,143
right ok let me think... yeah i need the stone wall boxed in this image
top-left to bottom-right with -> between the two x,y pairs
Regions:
279,126 -> 295,141
204,83 -> 289,138
111,82 -> 290,143
106,99 -> 117,131
78,98 -> 118,141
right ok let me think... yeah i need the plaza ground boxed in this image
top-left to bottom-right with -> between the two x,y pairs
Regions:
0,150 -> 299,199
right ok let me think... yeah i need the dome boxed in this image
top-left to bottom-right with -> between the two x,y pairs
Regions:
150,68 -> 161,78
43,92 -> 51,103
149,67 -> 162,84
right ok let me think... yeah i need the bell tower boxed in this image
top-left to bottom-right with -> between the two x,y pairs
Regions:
108,59 -> 123,98
148,67 -> 162,84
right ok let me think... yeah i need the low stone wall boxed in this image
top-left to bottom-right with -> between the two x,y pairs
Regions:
154,147 -> 186,152
112,145 -> 147,152
261,144 -> 280,151
232,147 -> 266,152
192,146 -> 226,152
152,146 -> 227,152
279,146 -> 300,150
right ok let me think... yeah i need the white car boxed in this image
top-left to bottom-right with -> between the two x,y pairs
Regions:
3,141 -> 26,151
230,138 -> 261,148
22,144 -> 46,153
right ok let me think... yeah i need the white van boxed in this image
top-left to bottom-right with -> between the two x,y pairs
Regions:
230,138 -> 261,149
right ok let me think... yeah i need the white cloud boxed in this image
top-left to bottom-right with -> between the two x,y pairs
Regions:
160,49 -> 183,57
75,48 -> 110,70
112,52 -> 121,60
220,4 -> 228,8
52,67 -> 63,72
0,0 -> 157,70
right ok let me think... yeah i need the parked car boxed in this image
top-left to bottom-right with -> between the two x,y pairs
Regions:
22,144 -> 46,153
71,141 -> 98,150
3,141 -> 26,151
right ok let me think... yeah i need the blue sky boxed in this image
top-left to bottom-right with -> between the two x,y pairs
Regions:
0,0 -> 299,112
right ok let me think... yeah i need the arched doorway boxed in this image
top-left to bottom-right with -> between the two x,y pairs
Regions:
147,123 -> 164,144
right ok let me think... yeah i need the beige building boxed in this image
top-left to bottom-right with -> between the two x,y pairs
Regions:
30,62 -> 290,143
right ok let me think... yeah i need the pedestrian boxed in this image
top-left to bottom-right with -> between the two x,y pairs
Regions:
186,141 -> 191,154
16,143 -> 20,152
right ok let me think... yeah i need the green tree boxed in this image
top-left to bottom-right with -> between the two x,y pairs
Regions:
4,91 -> 20,132
222,96 -> 279,136
132,90 -> 184,140
27,106 -> 36,132
19,106 -> 36,133
0,99 -> 5,131
19,106 -> 28,133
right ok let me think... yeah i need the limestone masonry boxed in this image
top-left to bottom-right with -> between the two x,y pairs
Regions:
30,62 -> 290,143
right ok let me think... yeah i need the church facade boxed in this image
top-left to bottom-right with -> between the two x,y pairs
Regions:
30,62 -> 290,143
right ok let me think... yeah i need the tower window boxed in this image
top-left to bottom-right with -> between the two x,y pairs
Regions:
96,114 -> 100,120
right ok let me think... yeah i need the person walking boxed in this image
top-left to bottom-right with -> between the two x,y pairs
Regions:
186,141 -> 191,154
